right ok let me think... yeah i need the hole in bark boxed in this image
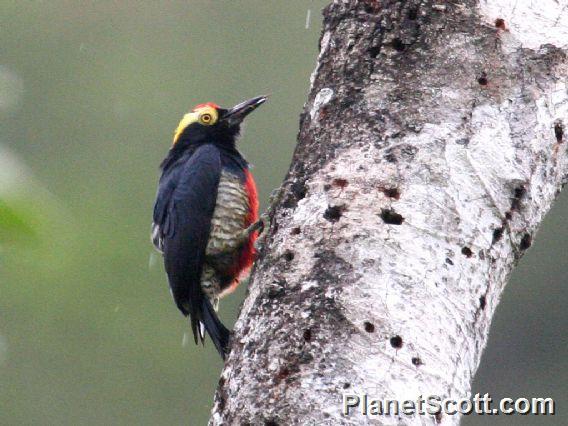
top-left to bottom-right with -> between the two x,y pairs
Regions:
384,152 -> 397,163
265,420 -> 279,426
520,233 -> 532,250
514,186 -> 526,199
303,328 -> 312,342
283,250 -> 294,262
479,295 -> 487,310
276,367 -> 290,381
332,178 -> 349,189
380,187 -> 401,199
505,212 -> 512,220
408,8 -> 419,20
495,18 -> 506,30
291,181 -> 307,201
477,72 -> 488,85
324,205 -> 345,222
390,335 -> 403,348
392,38 -> 405,51
445,258 -> 454,266
368,45 -> 381,58
461,247 -> 473,258
380,208 -> 404,225
555,121 -> 564,143
343,382 -> 351,389
364,322 -> 375,333
411,357 -> 423,366
291,227 -> 301,235
323,183 -> 332,191
492,227 -> 504,244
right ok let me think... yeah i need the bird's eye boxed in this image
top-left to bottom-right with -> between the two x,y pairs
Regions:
200,113 -> 212,124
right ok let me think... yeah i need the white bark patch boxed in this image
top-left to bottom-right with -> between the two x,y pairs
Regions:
479,0 -> 568,49
310,88 -> 334,121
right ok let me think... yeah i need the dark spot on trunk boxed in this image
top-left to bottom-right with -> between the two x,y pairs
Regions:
364,322 -> 375,333
291,227 -> 301,235
492,227 -> 504,244
380,208 -> 404,225
461,247 -> 473,258
265,420 -> 279,426
411,357 -> 423,366
368,45 -> 381,58
343,382 -> 351,389
495,18 -> 506,30
275,367 -> 290,382
380,187 -> 401,199
283,251 -> 294,262
407,8 -> 418,20
292,181 -> 307,201
555,121 -> 564,143
303,328 -> 312,342
478,72 -> 488,85
392,38 -> 405,51
390,335 -> 403,348
478,250 -> 486,260
324,205 -> 345,222
479,295 -> 487,310
505,212 -> 512,220
520,233 -> 532,250
332,178 -> 349,189
445,258 -> 454,265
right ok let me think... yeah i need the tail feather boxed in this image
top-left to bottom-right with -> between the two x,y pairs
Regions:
199,298 -> 231,360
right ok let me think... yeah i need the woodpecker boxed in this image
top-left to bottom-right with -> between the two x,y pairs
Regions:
152,96 -> 266,359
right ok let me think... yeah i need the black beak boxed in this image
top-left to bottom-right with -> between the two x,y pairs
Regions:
222,95 -> 267,126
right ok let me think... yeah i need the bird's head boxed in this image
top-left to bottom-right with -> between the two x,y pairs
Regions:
172,96 -> 267,148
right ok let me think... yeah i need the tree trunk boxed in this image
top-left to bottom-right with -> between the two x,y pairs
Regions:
211,1 -> 568,425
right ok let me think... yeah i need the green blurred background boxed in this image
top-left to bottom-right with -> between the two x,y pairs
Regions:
0,1 -> 565,425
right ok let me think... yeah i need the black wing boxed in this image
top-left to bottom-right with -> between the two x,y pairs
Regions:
152,144 -> 229,358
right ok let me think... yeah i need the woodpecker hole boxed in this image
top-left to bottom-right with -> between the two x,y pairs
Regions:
514,186 -> 526,199
407,7 -> 419,20
291,227 -> 301,235
445,258 -> 454,266
303,328 -> 312,342
520,233 -> 532,250
479,295 -> 487,310
380,208 -> 404,225
380,187 -> 401,199
275,367 -> 290,382
461,247 -> 473,258
283,250 -> 295,262
364,321 -> 375,333
555,121 -> 564,143
390,335 -> 403,349
411,357 -> 423,366
392,38 -> 405,51
343,382 -> 351,389
332,178 -> 349,189
368,45 -> 381,58
324,205 -> 345,222
478,72 -> 488,86
492,227 -> 504,243
495,18 -> 506,30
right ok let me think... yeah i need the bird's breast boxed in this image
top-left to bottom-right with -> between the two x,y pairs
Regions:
206,170 -> 251,259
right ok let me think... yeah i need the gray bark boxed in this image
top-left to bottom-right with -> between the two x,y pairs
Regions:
210,1 -> 568,425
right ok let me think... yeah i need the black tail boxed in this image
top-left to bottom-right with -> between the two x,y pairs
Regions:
199,298 -> 231,360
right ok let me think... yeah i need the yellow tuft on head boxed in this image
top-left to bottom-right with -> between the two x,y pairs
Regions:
172,105 -> 219,145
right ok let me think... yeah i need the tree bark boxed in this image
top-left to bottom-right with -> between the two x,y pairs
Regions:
211,1 -> 568,425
